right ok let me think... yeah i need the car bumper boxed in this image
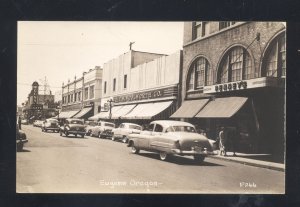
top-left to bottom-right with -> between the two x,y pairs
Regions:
67,131 -> 86,135
17,139 -> 28,144
171,148 -> 216,156
45,127 -> 60,130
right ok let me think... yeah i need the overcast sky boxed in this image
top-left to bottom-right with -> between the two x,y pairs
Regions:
17,21 -> 184,105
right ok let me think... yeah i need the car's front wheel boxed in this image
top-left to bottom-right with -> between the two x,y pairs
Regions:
81,134 -> 85,138
111,136 -> 115,141
194,155 -> 205,163
122,136 -> 128,143
59,130 -> 62,136
98,132 -> 102,138
16,142 -> 23,152
159,152 -> 168,161
131,145 -> 140,154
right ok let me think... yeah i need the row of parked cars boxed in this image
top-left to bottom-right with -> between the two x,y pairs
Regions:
33,117 -> 216,163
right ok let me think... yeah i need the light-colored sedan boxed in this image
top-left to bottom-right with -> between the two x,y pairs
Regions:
112,123 -> 142,143
90,121 -> 115,138
127,120 -> 215,163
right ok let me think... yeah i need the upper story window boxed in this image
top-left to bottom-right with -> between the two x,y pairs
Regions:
187,57 -> 211,91
124,75 -> 127,89
84,87 -> 89,100
74,92 -> 77,102
78,91 -> 81,101
217,46 -> 253,84
89,85 -> 94,99
192,21 -> 207,40
104,81 -> 107,94
262,32 -> 286,77
113,78 -> 116,92
219,21 -> 236,30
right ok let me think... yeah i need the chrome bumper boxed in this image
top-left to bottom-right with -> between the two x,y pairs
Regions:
67,131 -> 86,135
171,148 -> 215,155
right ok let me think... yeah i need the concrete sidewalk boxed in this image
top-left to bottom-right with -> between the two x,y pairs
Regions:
209,151 -> 285,172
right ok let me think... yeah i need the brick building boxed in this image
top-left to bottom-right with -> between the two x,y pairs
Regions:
171,22 -> 285,160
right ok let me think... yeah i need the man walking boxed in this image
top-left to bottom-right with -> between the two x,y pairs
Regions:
219,127 -> 227,156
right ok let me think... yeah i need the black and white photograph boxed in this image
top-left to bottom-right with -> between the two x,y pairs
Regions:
16,21 -> 286,194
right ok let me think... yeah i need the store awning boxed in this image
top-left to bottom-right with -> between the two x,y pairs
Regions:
111,104 -> 136,119
73,107 -> 93,118
170,99 -> 209,118
195,97 -> 248,118
122,101 -> 173,119
88,105 -> 123,120
58,110 -> 80,119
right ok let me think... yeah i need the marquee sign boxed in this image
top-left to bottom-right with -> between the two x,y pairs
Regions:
112,86 -> 178,103
31,104 -> 43,110
203,77 -> 285,94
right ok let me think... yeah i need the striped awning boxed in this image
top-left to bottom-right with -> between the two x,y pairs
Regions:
58,110 -> 80,119
88,105 -> 123,120
110,104 -> 136,119
195,97 -> 248,118
170,99 -> 209,118
73,107 -> 93,118
122,101 -> 173,119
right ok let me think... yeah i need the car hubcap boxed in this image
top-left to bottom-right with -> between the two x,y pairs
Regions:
160,152 -> 167,160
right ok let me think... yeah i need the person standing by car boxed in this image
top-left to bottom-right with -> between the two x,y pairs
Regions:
219,127 -> 228,156
18,116 -> 22,130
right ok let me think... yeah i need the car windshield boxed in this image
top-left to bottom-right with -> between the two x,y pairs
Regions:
70,120 -> 83,125
166,126 -> 196,133
129,125 -> 142,130
104,123 -> 115,128
87,122 -> 97,126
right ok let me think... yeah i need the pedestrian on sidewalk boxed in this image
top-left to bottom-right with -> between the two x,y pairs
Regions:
18,116 -> 22,130
219,126 -> 227,156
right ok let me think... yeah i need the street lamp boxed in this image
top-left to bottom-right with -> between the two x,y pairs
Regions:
107,97 -> 114,120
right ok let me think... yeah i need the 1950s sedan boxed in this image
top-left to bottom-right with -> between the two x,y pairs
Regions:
59,118 -> 85,138
127,120 -> 214,163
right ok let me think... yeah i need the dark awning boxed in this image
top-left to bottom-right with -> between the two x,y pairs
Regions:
73,107 -> 92,118
170,99 -> 209,118
195,97 -> 248,118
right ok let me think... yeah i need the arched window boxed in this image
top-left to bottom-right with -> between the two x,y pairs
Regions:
218,46 -> 253,83
187,57 -> 211,91
262,32 -> 286,77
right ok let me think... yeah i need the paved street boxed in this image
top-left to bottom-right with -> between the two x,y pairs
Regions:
17,125 -> 285,194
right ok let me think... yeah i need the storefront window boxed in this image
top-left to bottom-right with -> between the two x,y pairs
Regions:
218,46 -> 253,83
187,57 -> 211,91
84,87 -> 88,100
263,32 -> 286,77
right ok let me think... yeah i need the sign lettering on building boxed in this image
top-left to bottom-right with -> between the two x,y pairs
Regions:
203,77 -> 285,94
113,86 -> 177,103
31,104 -> 43,110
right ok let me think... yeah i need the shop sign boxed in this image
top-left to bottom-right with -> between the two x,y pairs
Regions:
203,77 -> 285,94
113,86 -> 177,103
31,104 -> 43,110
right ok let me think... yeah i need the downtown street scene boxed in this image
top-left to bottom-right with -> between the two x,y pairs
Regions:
17,21 -> 286,194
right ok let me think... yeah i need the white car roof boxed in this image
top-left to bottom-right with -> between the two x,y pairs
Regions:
150,120 -> 195,128
121,123 -> 142,127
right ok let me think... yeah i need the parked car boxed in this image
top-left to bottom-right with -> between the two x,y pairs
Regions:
59,118 -> 85,138
42,118 -> 60,132
16,124 -> 28,151
84,121 -> 98,136
112,123 -> 142,143
127,120 -> 215,163
90,121 -> 115,138
33,120 -> 43,127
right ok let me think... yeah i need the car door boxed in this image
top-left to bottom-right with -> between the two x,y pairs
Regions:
149,124 -> 164,150
115,124 -> 123,137
137,123 -> 154,149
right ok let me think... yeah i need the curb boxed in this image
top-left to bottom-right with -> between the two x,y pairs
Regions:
209,155 -> 285,172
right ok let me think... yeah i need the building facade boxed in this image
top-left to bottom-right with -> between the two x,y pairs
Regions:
90,50 -> 183,126
171,22 -> 285,160
60,66 -> 102,119
23,81 -> 57,121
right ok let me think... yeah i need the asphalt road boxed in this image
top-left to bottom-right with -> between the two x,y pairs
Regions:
17,125 -> 285,194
